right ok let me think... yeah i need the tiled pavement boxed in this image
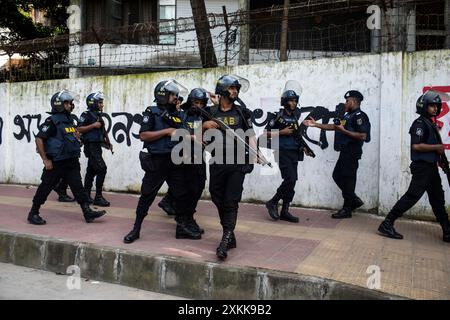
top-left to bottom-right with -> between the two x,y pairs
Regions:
0,184 -> 449,299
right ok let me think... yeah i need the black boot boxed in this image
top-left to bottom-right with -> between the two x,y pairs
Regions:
56,188 -> 75,202
279,202 -> 299,223
124,214 -> 146,244
187,215 -> 204,234
439,220 -> 450,243
332,207 -> 352,219
216,230 -> 233,260
93,194 -> 110,207
378,214 -> 403,239
228,232 -> 236,249
265,193 -> 281,220
158,196 -> 176,216
27,203 -> 46,225
80,203 -> 106,223
124,226 -> 141,243
351,196 -> 364,211
176,217 -> 202,240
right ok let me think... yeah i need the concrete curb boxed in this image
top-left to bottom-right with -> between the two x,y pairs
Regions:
0,230 -> 407,300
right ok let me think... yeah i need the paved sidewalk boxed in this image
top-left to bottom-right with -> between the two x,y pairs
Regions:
0,184 -> 448,299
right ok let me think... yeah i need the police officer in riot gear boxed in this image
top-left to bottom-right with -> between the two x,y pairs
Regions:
304,90 -> 370,219
123,80 -> 200,243
203,75 -> 256,260
77,92 -> 112,207
27,90 -> 106,225
178,88 -> 210,234
264,86 -> 313,223
157,89 -> 208,227
52,101 -> 77,202
378,91 -> 450,242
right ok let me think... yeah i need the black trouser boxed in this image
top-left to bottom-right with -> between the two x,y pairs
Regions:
209,164 -> 246,232
332,150 -> 360,209
164,163 -> 206,215
276,149 -> 300,203
54,178 -> 69,194
83,142 -> 107,196
136,154 -> 190,219
389,161 -> 449,223
33,158 -> 89,206
184,163 -> 207,215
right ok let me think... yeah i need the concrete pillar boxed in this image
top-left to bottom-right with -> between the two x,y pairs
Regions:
445,0 -> 450,49
68,0 -> 83,78
238,0 -> 250,65
406,8 -> 416,52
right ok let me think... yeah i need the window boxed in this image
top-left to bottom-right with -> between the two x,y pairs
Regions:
84,0 -> 176,45
159,0 -> 176,45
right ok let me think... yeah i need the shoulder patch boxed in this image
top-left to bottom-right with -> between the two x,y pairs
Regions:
143,115 -> 150,123
357,118 -> 363,125
415,127 -> 424,136
41,125 -> 49,132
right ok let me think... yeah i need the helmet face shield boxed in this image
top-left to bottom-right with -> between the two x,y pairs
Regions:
215,75 -> 249,102
51,90 -> 78,113
283,80 -> 302,97
154,79 -> 188,106
86,91 -> 104,111
281,80 -> 302,107
93,91 -> 104,101
164,80 -> 188,99
230,75 -> 249,93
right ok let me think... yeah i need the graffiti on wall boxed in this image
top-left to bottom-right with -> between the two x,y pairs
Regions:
425,86 -> 450,149
8,104 -> 346,151
0,116 -> 3,145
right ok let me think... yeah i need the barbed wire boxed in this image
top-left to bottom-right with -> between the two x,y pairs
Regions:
0,0 -> 448,82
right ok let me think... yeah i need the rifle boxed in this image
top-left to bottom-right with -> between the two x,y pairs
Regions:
97,112 -> 113,154
272,110 -> 316,158
195,106 -> 272,168
425,117 -> 450,187
160,108 -> 206,151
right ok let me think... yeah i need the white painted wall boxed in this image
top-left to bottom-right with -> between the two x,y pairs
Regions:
0,50 -> 449,219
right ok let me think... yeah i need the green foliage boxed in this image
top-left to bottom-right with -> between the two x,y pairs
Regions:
1,0 -> 70,41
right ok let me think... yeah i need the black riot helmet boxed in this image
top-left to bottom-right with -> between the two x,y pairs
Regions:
50,90 -> 74,113
416,90 -> 442,116
188,88 -> 208,104
215,75 -> 249,101
281,90 -> 299,107
181,88 -> 209,111
86,91 -> 104,111
281,80 -> 302,108
154,79 -> 188,109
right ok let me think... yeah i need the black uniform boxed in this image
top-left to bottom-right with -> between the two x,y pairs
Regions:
183,109 -> 207,220
158,108 -> 206,231
267,108 -> 303,201
123,105 -> 200,243
79,110 -> 108,202
206,104 -> 254,236
389,116 -> 448,222
332,107 -> 370,217
264,107 -> 304,222
29,113 -> 105,224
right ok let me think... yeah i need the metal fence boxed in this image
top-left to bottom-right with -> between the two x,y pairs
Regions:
1,0 -> 448,83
